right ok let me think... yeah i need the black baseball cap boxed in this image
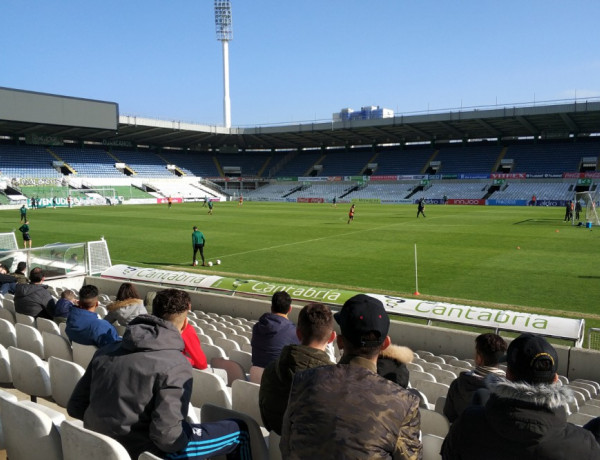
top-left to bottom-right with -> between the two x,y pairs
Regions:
505,333 -> 558,384
334,294 -> 390,347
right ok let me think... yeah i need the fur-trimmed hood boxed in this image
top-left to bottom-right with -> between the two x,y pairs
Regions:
107,298 -> 144,313
487,376 -> 574,410
379,344 -> 414,364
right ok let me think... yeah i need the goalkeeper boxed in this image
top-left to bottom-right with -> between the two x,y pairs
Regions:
192,226 -> 206,266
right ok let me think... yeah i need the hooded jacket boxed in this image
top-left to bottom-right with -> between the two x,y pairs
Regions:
259,344 -> 333,435
443,366 -> 505,423
67,314 -> 193,459
104,298 -> 148,325
442,378 -> 600,459
281,354 -> 422,460
377,344 -> 414,389
251,313 -> 300,367
14,282 -> 55,318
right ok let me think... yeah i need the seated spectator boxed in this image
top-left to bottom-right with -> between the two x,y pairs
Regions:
442,333 -> 600,459
259,302 -> 336,435
11,261 -> 28,284
104,283 -> 148,325
443,333 -> 507,423
0,264 -> 17,295
66,285 -> 120,347
14,267 -> 55,319
52,289 -> 77,324
251,291 -> 300,368
67,288 -> 250,459
377,343 -> 415,389
281,294 -> 422,459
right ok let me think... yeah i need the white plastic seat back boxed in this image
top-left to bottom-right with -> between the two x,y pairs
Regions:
72,342 -> 98,369
232,379 -> 263,427
60,419 -> 132,460
422,433 -> 444,460
0,319 -> 17,349
8,346 -> 52,400
191,368 -> 232,409
15,323 -> 45,359
48,356 -> 85,408
0,398 -> 63,460
43,331 -> 74,361
37,317 -> 61,335
15,312 -> 36,326
0,344 -> 12,383
420,408 -> 450,438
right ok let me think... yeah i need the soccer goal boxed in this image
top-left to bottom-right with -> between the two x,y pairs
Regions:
574,191 -> 600,226
70,188 -> 117,206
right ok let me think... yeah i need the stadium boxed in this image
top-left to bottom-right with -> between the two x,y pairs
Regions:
2,1 -> 600,458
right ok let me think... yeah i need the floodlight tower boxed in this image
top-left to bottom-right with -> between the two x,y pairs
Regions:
214,0 -> 233,128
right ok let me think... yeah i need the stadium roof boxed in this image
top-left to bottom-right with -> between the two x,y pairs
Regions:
1,94 -> 600,151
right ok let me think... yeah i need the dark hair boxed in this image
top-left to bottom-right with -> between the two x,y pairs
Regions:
343,331 -> 382,359
16,261 -> 26,273
153,289 -> 190,321
116,282 -> 140,301
29,267 -> 44,284
297,303 -> 333,344
78,285 -> 99,309
475,333 -> 507,366
271,291 -> 291,314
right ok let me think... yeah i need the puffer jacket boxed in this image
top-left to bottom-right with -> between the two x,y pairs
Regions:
377,344 -> 414,388
14,283 -> 55,318
67,314 -> 193,459
281,354 -> 422,460
442,378 -> 600,459
104,298 -> 148,325
259,344 -> 333,435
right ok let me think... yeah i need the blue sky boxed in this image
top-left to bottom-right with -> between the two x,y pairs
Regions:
2,1 -> 599,127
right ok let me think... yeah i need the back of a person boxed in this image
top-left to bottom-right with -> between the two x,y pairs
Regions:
14,282 -> 49,316
443,370 -> 488,422
251,312 -> 299,367
282,363 -> 420,459
105,297 -> 147,325
71,315 -> 192,458
260,343 -> 332,434
445,389 -> 600,460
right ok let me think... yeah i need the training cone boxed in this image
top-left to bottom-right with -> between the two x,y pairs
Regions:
555,229 -> 559,233
413,291 -> 420,296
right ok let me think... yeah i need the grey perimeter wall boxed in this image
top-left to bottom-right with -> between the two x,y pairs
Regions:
85,276 -> 600,383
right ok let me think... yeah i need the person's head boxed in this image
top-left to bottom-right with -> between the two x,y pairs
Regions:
116,282 -> 140,301
152,289 -> 191,332
505,333 -> 559,385
61,289 -> 76,301
78,285 -> 99,310
475,333 -> 507,367
0,265 -> 7,275
193,226 -> 198,231
296,303 -> 336,349
335,294 -> 390,360
271,291 -> 292,315
16,261 -> 26,274
29,267 -> 45,284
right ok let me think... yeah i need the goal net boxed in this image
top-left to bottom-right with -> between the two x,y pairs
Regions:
574,191 -> 600,226
70,188 -> 117,206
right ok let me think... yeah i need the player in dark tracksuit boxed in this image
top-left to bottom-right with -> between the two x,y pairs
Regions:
417,199 -> 426,218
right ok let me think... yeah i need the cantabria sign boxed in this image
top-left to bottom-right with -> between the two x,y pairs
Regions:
101,265 -> 584,345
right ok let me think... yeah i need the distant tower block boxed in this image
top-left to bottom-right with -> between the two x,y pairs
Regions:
214,0 -> 233,128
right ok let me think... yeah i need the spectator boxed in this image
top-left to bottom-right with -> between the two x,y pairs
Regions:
251,291 -> 300,368
52,289 -> 77,324
104,283 -> 148,325
259,302 -> 336,435
441,333 -> 600,459
67,288 -> 250,459
0,264 -> 17,295
443,333 -> 507,423
66,285 -> 119,347
14,267 -> 55,319
11,261 -> 28,284
377,343 -> 415,389
281,294 -> 422,459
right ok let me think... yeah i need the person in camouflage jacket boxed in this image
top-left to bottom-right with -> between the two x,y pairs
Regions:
280,294 -> 422,460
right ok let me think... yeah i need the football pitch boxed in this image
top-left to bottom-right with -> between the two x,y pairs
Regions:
3,201 -> 600,328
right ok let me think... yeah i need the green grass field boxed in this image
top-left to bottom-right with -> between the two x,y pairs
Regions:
3,201 -> 599,327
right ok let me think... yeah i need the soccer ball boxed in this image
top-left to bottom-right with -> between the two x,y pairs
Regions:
208,261 -> 213,267
193,260 -> 198,266
216,259 -> 221,265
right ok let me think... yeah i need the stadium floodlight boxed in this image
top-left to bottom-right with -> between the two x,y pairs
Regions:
215,0 -> 233,128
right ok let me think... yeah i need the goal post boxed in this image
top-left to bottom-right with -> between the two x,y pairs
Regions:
70,188 -> 117,206
574,191 -> 600,226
